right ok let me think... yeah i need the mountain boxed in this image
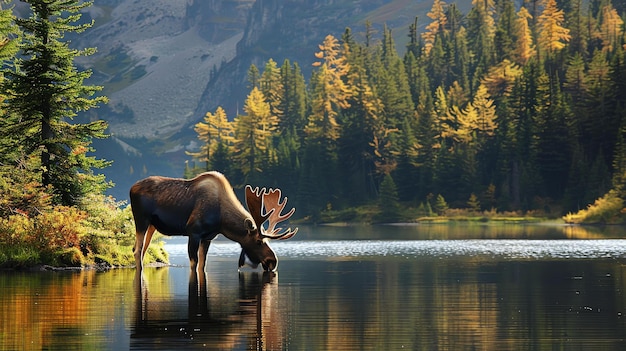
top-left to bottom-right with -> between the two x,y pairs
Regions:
75,0 -> 440,200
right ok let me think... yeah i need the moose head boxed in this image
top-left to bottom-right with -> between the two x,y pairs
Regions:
239,186 -> 298,271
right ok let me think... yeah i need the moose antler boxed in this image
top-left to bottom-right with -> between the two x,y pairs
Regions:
245,185 -> 298,240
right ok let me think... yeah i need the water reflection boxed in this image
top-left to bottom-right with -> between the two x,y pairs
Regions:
2,224 -> 626,350
131,269 -> 283,350
0,269 -> 136,350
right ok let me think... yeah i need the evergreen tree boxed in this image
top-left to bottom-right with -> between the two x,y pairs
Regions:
339,36 -> 384,202
566,0 -> 589,57
247,64 -> 260,89
279,60 -> 307,137
1,0 -> 109,206
434,194 -> 449,215
494,0 -> 517,62
467,0 -> 497,81
377,173 -> 401,221
0,1 -> 20,164
0,2 -> 17,63
260,58 -> 284,122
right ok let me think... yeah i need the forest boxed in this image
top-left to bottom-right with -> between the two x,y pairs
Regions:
0,0 -> 168,267
185,0 -> 626,222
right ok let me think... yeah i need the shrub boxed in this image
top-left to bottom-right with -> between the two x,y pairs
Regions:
0,192 -> 166,268
563,190 -> 625,224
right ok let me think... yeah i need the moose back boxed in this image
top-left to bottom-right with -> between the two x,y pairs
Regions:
129,171 -> 297,272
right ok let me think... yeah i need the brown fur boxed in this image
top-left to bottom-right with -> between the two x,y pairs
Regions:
130,171 -> 278,273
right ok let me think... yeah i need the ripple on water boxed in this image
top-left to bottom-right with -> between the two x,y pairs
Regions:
164,239 -> 626,261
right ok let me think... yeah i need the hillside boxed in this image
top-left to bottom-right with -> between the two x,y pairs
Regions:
73,0 -> 443,199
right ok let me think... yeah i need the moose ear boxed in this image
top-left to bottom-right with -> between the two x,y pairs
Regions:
244,218 -> 256,232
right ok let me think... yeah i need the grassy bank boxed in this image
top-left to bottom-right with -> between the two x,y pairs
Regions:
0,194 -> 167,270
316,204 -> 552,225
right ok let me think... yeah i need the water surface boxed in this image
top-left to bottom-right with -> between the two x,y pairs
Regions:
2,224 -> 626,350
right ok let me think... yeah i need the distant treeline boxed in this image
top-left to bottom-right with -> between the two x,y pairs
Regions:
186,0 -> 626,220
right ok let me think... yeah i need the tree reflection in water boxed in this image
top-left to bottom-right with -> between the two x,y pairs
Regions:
132,270 -> 282,350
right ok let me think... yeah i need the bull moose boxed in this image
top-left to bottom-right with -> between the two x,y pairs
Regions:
130,171 -> 297,272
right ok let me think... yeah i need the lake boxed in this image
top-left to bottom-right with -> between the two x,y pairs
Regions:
2,223 -> 626,350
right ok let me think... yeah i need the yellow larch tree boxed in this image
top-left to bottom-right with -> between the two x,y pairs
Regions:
599,4 -> 624,53
472,83 -> 498,138
234,87 -> 277,176
188,106 -> 234,165
306,34 -> 352,143
537,0 -> 570,58
481,59 -> 522,97
513,6 -> 536,65
422,0 -> 447,56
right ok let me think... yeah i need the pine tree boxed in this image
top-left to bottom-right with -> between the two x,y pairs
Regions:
0,2 -> 20,164
467,0 -> 497,75
0,2 -> 17,63
566,0 -> 588,57
434,194 -> 449,215
494,0 -> 517,62
279,60 -> 307,137
247,64 -> 260,89
377,174 -> 401,221
1,0 -> 109,206
472,84 -> 498,140
467,193 -> 481,212
339,37 -> 385,202
260,58 -> 284,121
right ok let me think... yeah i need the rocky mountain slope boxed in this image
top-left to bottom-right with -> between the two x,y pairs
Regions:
71,0 -> 441,199
79,0 -> 437,140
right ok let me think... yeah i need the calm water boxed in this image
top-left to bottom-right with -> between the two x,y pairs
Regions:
2,224 -> 626,350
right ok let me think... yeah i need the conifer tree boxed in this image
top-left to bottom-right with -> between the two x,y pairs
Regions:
188,106 -> 234,171
566,0 -> 588,57
0,2 -> 19,163
512,7 -> 536,65
494,0 -> 517,61
233,87 -> 276,182
340,35 -> 385,202
537,0 -> 571,59
1,0 -> 109,206
599,3 -> 624,53
467,0 -> 497,74
422,0 -> 447,56
306,34 -> 351,145
247,64 -> 260,89
279,60 -> 307,137
377,173 -> 401,221
260,58 -> 284,121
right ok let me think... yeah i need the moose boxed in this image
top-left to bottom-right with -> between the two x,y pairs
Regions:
130,171 -> 297,273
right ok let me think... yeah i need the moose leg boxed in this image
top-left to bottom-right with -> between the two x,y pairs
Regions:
134,224 -> 156,270
188,236 -> 201,272
197,239 -> 211,273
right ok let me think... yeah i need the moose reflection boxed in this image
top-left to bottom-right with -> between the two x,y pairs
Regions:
132,269 -> 283,350
130,171 -> 297,273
